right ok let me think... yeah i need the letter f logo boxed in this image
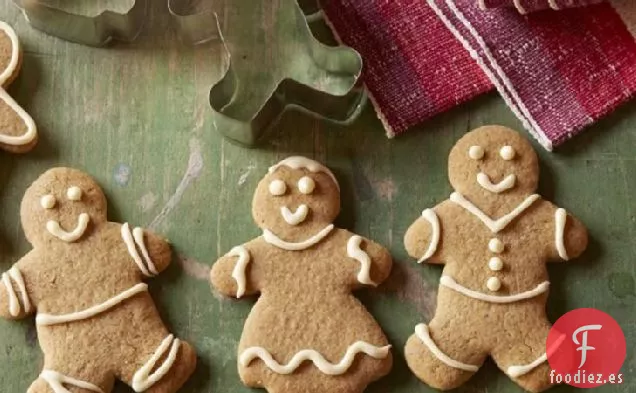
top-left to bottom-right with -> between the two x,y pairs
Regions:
572,324 -> 602,368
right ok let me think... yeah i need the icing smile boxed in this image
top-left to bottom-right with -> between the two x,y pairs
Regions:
476,172 -> 516,194
46,213 -> 90,243
280,204 -> 309,226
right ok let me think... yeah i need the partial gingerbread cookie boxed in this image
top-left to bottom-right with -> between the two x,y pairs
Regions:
0,21 -> 37,153
211,156 -> 393,393
403,126 -> 587,393
0,168 -> 196,392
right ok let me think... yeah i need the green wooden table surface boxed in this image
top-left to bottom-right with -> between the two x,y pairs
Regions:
0,1 -> 634,392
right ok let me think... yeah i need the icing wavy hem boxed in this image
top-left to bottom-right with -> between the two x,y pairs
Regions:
240,341 -> 391,375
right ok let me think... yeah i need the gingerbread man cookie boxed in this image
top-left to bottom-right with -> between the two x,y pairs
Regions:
0,21 -> 37,153
0,168 -> 196,392
404,126 -> 588,392
211,156 -> 393,393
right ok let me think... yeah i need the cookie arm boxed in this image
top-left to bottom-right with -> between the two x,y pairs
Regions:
404,207 -> 443,264
0,253 -> 37,320
346,235 -> 393,287
552,208 -> 588,261
210,244 -> 258,298
121,223 -> 172,277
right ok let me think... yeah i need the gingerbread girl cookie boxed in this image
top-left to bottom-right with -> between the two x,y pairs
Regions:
211,156 -> 393,393
0,168 -> 196,392
0,21 -> 37,153
404,126 -> 588,392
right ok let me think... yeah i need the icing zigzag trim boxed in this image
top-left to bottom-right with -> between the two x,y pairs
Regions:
240,341 -> 391,375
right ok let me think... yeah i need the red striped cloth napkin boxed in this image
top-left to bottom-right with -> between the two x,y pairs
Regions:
321,0 -> 636,150
320,0 -> 493,137
479,0 -> 602,14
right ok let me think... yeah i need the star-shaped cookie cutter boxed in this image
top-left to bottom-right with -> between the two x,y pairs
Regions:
169,0 -> 366,146
12,0 -> 147,46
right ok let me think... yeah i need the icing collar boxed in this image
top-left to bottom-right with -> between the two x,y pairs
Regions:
450,192 -> 540,233
263,224 -> 334,251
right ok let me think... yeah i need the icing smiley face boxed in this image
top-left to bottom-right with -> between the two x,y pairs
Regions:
448,126 -> 539,200
252,157 -> 341,242
21,168 -> 108,246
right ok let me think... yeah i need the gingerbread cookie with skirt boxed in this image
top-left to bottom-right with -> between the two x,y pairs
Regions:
0,21 -> 37,153
0,168 -> 196,392
403,126 -> 587,392
211,156 -> 393,393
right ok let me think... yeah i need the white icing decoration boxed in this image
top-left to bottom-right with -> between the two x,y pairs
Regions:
46,213 -> 90,243
280,204 -> 309,226
346,236 -> 377,286
440,276 -> 549,303
450,192 -> 540,233
36,283 -> 148,326
269,179 -> 287,196
555,208 -> 569,260
500,146 -> 516,160
2,267 -> 31,316
40,195 -> 56,209
507,333 -> 566,378
488,238 -> 504,254
0,22 -> 20,85
486,277 -> 501,292
0,23 -> 37,147
414,324 -> 479,372
476,172 -> 516,194
121,223 -> 158,277
132,334 -> 181,392
240,341 -> 391,375
40,370 -> 104,393
66,186 -> 82,201
269,156 -> 340,191
468,145 -> 484,160
417,209 -> 441,263
298,176 -> 315,194
263,224 -> 334,251
228,246 -> 251,298
488,257 -> 503,271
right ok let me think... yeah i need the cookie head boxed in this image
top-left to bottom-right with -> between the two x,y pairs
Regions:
252,157 -> 340,234
448,126 -> 539,199
21,168 -> 108,245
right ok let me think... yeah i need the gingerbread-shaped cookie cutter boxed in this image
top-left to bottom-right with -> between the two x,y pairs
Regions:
12,0 -> 147,46
14,0 -> 366,145
169,0 -> 366,146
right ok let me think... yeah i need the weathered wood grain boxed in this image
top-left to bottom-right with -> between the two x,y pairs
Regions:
0,1 -> 634,392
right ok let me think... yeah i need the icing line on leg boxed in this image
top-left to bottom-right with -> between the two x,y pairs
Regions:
414,324 -> 480,372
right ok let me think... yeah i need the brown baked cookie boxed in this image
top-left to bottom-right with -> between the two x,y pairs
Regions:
210,156 -> 393,393
0,168 -> 196,392
403,126 -> 588,393
0,21 -> 37,153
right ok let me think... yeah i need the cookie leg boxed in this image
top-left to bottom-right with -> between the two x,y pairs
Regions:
118,334 -> 197,393
492,320 -> 556,393
27,367 -> 113,393
405,322 -> 486,390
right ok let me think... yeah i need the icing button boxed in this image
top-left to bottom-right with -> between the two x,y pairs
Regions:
486,277 -> 501,292
488,238 -> 504,254
488,257 -> 504,271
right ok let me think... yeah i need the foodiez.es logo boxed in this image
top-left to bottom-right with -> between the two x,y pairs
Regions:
547,308 -> 626,388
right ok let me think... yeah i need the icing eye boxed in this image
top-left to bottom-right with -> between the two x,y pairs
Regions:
67,186 -> 82,201
269,179 -> 287,196
500,146 -> 516,160
469,145 -> 484,160
298,176 -> 315,195
40,195 -> 56,209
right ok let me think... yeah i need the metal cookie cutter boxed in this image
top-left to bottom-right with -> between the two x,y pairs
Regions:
170,0 -> 366,146
12,0 -> 147,46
